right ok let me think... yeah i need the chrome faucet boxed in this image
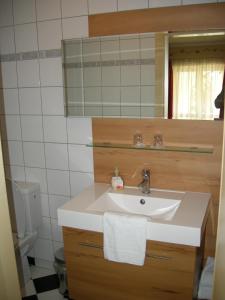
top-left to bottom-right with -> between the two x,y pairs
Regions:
138,169 -> 151,194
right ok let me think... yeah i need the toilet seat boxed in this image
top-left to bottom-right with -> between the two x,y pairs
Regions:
12,231 -> 37,254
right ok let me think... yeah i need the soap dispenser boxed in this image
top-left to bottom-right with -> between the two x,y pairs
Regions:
111,167 -> 124,190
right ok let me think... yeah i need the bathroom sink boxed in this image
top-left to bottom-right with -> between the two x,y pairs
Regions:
87,188 -> 183,221
58,183 -> 211,246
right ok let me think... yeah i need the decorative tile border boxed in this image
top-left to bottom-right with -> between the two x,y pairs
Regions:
63,58 -> 155,69
0,49 -> 62,62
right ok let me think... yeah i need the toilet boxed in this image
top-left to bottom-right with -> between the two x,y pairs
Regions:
7,179 -> 42,286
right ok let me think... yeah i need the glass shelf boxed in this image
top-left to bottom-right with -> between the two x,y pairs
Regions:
87,143 -> 214,154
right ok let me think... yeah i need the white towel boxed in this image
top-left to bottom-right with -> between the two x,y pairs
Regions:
198,257 -> 214,300
103,212 -> 147,266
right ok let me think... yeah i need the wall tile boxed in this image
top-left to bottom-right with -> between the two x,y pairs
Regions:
3,89 -> 19,114
25,167 -> 47,193
6,140 -> 24,165
118,0 -> 148,11
0,0 -> 13,27
141,65 -> 155,85
0,26 -> 15,54
140,36 -> 155,59
23,142 -> 45,168
83,40 -> 101,62
1,62 -> 17,88
49,194 -> 70,219
120,37 -> 140,59
45,143 -> 69,170
121,86 -> 140,105
121,106 -> 140,117
21,115 -> 43,141
67,117 -> 92,144
41,87 -> 64,115
51,219 -> 63,242
121,65 -> 140,86
102,87 -> 120,105
37,20 -> 62,50
61,0 -> 88,18
102,66 -> 120,86
141,85 -> 155,103
39,57 -> 63,87
4,115 -> 21,140
19,88 -> 42,115
70,171 -> 94,197
17,60 -> 40,88
47,169 -> 70,196
83,66 -> 101,87
62,16 -> 88,39
64,68 -> 82,88
40,193 -> 50,217
101,39 -> 120,61
36,0 -> 61,21
149,0 -> 181,7
88,0 -> 117,14
38,217 -> 52,239
43,116 -> 67,143
13,0 -> 36,24
84,87 -> 101,105
15,23 -> 38,53
68,144 -> 93,172
9,165 -> 26,181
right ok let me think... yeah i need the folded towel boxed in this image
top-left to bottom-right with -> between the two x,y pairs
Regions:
198,257 -> 214,300
103,212 -> 147,266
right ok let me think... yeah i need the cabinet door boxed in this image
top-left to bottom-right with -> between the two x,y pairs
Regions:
63,227 -> 198,300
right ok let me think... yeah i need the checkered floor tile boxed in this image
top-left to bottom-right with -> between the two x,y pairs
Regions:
21,266 -> 70,300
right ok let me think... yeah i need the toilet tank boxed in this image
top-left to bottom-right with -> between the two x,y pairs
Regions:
10,180 -> 26,238
15,181 -> 42,236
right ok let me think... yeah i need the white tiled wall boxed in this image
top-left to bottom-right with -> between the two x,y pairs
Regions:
0,0 -> 224,265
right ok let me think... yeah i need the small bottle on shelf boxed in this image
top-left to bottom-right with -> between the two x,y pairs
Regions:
111,167 -> 124,190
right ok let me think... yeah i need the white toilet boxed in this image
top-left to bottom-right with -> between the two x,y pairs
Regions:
7,179 -> 42,286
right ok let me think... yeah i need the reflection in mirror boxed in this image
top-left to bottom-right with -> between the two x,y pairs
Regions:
168,30 -> 225,120
62,33 -> 167,118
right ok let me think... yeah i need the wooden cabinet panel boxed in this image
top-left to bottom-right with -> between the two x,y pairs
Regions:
63,227 -> 202,300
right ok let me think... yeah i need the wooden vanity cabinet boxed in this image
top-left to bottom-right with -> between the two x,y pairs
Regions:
63,227 -> 203,300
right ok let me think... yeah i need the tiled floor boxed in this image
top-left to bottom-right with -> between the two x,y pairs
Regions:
21,265 -> 69,300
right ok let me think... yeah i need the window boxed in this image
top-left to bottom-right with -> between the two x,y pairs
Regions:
172,58 -> 224,120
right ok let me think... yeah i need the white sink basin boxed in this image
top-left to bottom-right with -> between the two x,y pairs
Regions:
58,183 -> 211,247
87,190 -> 182,220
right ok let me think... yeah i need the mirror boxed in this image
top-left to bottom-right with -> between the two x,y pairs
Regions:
169,30 -> 225,120
62,30 -> 225,120
62,32 -> 167,118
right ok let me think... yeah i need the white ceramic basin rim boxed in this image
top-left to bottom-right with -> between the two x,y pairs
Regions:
87,189 -> 183,221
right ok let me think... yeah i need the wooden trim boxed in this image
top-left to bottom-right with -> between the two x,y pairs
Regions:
89,3 -> 225,37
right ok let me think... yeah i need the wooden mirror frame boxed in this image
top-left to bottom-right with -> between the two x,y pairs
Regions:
89,3 -> 225,37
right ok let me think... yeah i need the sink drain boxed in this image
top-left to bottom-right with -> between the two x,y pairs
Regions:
140,199 -> 146,205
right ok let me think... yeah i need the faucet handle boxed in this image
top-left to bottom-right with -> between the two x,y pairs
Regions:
142,168 -> 150,177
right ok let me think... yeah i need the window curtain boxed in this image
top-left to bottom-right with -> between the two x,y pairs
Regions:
172,58 -> 224,120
